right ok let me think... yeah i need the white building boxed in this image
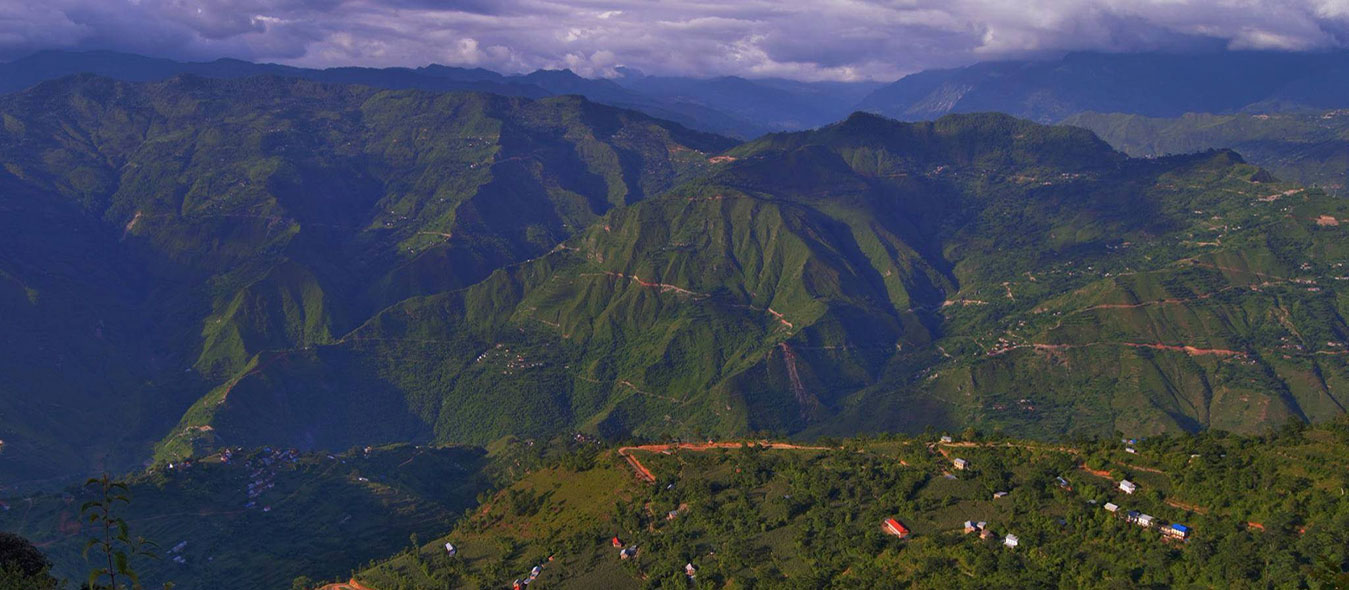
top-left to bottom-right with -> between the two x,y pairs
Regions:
1004,534 -> 1019,548
1104,502 -> 1119,513
1119,480 -> 1138,494
953,458 -> 968,470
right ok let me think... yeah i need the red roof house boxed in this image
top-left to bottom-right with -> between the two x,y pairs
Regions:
884,518 -> 910,538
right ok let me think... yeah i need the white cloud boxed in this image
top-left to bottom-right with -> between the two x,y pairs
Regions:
4,0 -> 1349,80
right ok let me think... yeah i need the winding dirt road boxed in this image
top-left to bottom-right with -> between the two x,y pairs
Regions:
318,578 -> 377,590
617,441 -> 832,483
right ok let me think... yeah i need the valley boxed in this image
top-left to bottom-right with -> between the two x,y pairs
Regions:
2,54 -> 1349,588
3,76 -> 1349,491
0,444 -> 494,589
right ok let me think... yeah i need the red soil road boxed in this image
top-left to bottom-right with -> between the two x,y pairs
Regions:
1080,466 -> 1113,479
617,442 -> 832,483
1007,342 -> 1245,357
318,578 -> 377,590
602,272 -> 706,297
1120,342 -> 1245,356
622,452 -> 656,483
1083,463 -> 1292,533
1119,462 -> 1166,474
1165,499 -> 1209,514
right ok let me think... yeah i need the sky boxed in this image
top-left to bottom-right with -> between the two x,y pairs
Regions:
6,0 -> 1349,81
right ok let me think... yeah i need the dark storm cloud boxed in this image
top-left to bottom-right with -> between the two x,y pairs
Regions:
5,0 -> 1349,80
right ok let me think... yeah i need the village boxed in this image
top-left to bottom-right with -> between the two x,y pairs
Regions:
591,433 -> 1206,585
879,439 -> 1192,555
151,446 -> 307,566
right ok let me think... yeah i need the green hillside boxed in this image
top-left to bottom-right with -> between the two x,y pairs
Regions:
0,74 -> 732,485
1063,110 -> 1349,194
3,76 -> 1349,490
164,112 -> 1349,458
350,418 -> 1349,589
0,444 -> 492,589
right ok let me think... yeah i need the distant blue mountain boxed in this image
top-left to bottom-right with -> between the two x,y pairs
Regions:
0,50 -> 878,137
857,50 -> 1349,122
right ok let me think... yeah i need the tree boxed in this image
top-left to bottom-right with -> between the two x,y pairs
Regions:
81,474 -> 162,590
0,532 -> 59,590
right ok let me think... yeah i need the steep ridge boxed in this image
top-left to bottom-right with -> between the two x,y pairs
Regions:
5,75 -> 1349,484
164,111 -> 1349,458
0,75 -> 733,485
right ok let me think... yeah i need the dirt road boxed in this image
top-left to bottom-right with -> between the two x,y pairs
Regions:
318,578 -> 377,590
617,441 -> 832,483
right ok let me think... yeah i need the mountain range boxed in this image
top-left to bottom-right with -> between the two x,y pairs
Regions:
3,72 -> 1349,491
17,50 -> 1349,135
857,50 -> 1349,122
1063,110 -> 1349,195
6,48 -> 1349,590
0,50 -> 882,139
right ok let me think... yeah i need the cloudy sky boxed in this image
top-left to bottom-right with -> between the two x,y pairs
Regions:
6,0 -> 1349,81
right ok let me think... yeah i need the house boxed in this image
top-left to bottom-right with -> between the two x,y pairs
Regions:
940,435 -> 953,443
1125,447 -> 1137,454
1136,514 -> 1155,528
1162,524 -> 1191,539
992,491 -> 1009,499
1055,476 -> 1071,489
1004,534 -> 1019,548
1126,510 -> 1141,523
963,520 -> 988,534
685,563 -> 697,577
1119,480 -> 1138,494
444,543 -> 456,557
619,547 -> 638,560
884,518 -> 910,538
1104,502 -> 1119,513
979,528 -> 996,540
611,536 -> 623,548
953,458 -> 969,470
666,510 -> 680,520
